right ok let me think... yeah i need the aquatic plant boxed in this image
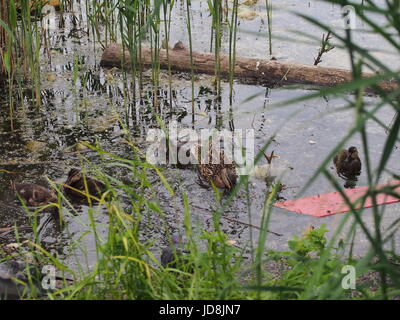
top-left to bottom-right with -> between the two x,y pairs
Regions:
313,31 -> 335,65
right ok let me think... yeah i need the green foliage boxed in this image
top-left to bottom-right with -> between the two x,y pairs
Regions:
267,225 -> 344,299
287,225 -> 328,258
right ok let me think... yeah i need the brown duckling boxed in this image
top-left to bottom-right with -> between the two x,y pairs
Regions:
192,142 -> 237,190
333,146 -> 361,179
160,233 -> 184,268
11,182 -> 57,207
63,168 -> 106,200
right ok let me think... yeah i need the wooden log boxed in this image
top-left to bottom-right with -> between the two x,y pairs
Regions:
100,42 -> 398,93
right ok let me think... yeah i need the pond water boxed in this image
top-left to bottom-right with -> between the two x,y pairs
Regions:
0,0 -> 399,272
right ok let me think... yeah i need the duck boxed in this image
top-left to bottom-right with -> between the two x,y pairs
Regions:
11,182 -> 57,207
192,142 -> 237,190
63,168 -> 106,200
333,146 -> 361,179
160,234 -> 184,268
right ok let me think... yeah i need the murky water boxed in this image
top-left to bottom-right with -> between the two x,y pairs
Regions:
1,0 -> 399,272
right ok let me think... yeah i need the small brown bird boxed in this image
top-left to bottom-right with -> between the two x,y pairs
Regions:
11,182 -> 57,207
192,142 -> 237,190
63,168 -> 106,200
333,146 -> 361,179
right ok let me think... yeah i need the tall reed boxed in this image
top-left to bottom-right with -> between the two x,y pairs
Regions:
0,0 -> 8,78
265,0 -> 272,55
228,0 -> 239,103
185,0 -> 195,125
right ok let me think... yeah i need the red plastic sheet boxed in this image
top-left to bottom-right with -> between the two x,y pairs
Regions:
274,181 -> 400,218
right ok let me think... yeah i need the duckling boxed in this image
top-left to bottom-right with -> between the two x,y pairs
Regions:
11,182 -> 57,207
160,234 -> 183,268
192,142 -> 237,190
333,146 -> 361,179
63,168 -> 106,200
